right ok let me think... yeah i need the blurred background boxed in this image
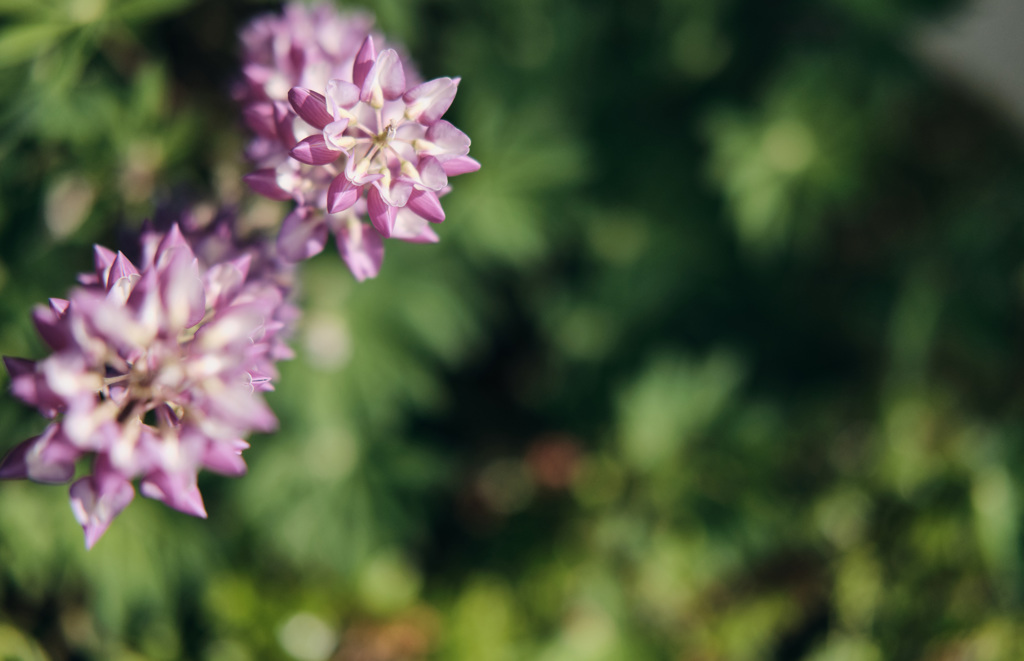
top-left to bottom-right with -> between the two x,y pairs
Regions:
2,0 -> 1024,658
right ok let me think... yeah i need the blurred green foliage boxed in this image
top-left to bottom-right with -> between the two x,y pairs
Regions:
3,0 -> 1024,659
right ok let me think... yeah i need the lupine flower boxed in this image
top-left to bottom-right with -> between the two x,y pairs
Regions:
0,224 -> 293,548
240,4 -> 478,281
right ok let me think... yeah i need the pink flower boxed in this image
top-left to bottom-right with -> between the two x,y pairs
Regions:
0,224 -> 294,548
239,5 -> 478,281
287,36 -> 477,237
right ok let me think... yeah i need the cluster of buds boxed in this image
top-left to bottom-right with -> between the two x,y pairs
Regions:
239,4 -> 479,279
0,221 -> 294,548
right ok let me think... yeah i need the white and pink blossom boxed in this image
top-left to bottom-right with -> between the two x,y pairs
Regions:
0,223 -> 294,548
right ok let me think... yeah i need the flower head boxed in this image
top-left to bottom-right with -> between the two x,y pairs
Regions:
0,223 -> 294,548
240,6 -> 478,281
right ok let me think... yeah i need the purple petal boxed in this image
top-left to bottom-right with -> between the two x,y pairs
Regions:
202,439 -> 249,477
0,438 -> 32,480
93,244 -> 117,277
361,49 -> 406,107
106,252 -> 141,303
229,253 -> 252,282
69,471 -> 135,549
195,303 -> 264,352
273,101 -> 297,148
323,118 -> 352,151
406,189 -> 446,223
243,102 -> 278,138
0,425 -> 80,483
196,382 -> 278,436
4,356 -> 34,380
244,169 -> 294,201
277,207 -> 328,262
344,149 -> 384,186
107,252 -> 139,286
157,223 -> 190,255
424,120 -> 472,156
403,77 -> 459,125
441,156 -> 481,176
327,175 -> 362,213
5,356 -> 60,414
140,471 -> 207,518
417,155 -> 448,191
159,247 -> 206,331
203,259 -> 247,310
31,354 -> 93,418
367,185 -> 398,237
242,63 -> 273,88
352,36 -> 377,89
338,221 -> 384,281
288,87 -> 333,130
32,304 -> 71,351
380,179 -> 413,207
391,208 -> 440,244
290,134 -> 341,165
326,79 -> 361,116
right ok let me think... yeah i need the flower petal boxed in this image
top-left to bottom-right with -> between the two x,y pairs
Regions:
391,208 -> 440,244
273,101 -> 297,149
360,49 -> 406,108
277,207 -> 328,261
404,76 -> 459,125
92,244 -> 117,278
244,169 -> 294,201
32,300 -> 71,351
5,356 -> 62,416
368,185 -> 398,237
352,35 -> 377,90
326,79 -> 361,116
406,188 -> 446,223
327,175 -> 362,213
338,220 -> 384,281
202,439 -> 250,477
106,252 -> 141,304
290,134 -> 342,165
380,179 -> 413,207
69,470 -> 135,549
441,155 -> 482,176
140,470 -> 208,518
0,425 -> 80,483
159,246 -> 206,331
323,118 -> 353,151
288,87 -> 333,130
424,120 -> 472,156
243,101 -> 279,138
417,155 -> 448,191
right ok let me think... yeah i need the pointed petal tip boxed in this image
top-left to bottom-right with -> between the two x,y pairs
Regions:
442,156 -> 481,176
0,446 -> 28,480
327,175 -> 361,214
3,355 -> 33,377
407,189 -> 446,223
288,87 -> 333,130
290,135 -> 342,166
353,35 -> 378,88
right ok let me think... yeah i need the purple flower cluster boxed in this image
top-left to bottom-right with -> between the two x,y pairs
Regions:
1,1 -> 475,548
239,3 -> 479,280
0,221 -> 294,548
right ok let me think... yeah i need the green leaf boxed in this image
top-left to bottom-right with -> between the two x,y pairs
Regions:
0,0 -> 57,19
108,0 -> 195,23
0,21 -> 73,67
